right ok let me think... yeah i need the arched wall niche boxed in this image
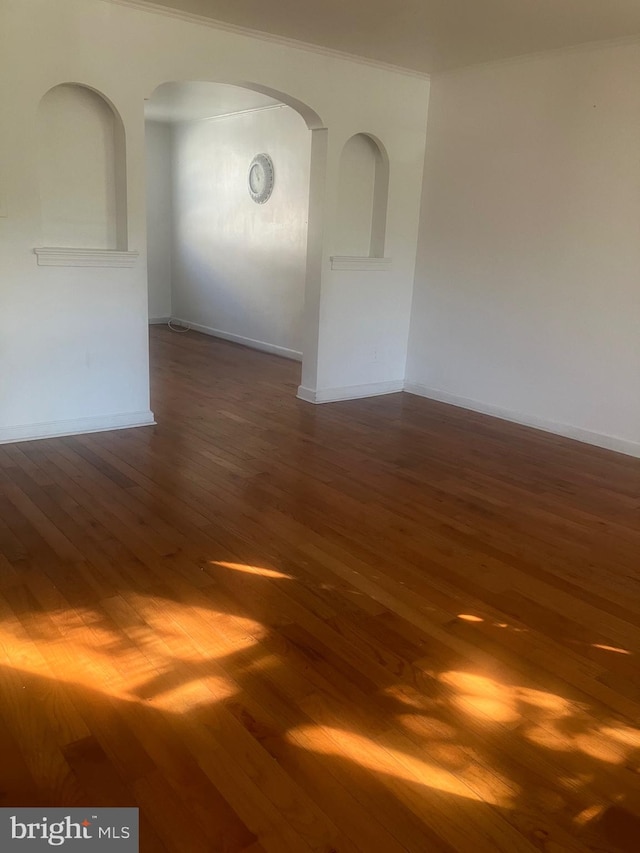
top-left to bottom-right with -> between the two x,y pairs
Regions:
37,83 -> 129,253
333,132 -> 390,263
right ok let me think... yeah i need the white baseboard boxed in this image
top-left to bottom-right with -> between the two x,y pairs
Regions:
171,318 -> 302,361
296,386 -> 317,403
297,379 -> 404,404
149,316 -> 171,325
0,410 -> 156,445
404,382 -> 640,459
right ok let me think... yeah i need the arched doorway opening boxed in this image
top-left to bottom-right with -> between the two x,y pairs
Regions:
144,80 -> 325,403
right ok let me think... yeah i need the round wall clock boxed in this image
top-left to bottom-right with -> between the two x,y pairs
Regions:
248,153 -> 275,204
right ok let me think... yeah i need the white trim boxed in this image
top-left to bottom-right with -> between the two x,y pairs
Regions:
297,379 -> 404,404
330,256 -> 391,271
296,386 -> 318,403
35,248 -> 139,268
436,32 -> 640,80
149,316 -> 171,325
172,318 -> 302,361
100,0 -> 430,80
404,382 -> 640,459
147,103 -> 288,126
195,103 -> 285,123
0,411 -> 156,445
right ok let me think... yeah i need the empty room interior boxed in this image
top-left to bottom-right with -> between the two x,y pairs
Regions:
1,0 -> 640,851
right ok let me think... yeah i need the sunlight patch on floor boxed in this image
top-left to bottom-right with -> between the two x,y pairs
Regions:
211,561 -> 294,580
592,643 -> 631,655
438,669 -> 640,768
286,725 -> 508,806
0,594 -> 262,714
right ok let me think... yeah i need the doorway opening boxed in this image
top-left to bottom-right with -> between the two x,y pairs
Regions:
144,80 -> 325,390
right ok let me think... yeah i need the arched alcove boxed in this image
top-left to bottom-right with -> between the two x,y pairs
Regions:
334,133 -> 389,260
37,84 -> 128,251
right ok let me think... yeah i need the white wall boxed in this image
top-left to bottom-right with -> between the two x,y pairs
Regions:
145,121 -> 173,321
407,39 -> 640,456
0,0 -> 429,442
171,105 -> 310,358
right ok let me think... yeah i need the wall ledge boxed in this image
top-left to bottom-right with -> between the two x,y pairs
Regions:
34,247 -> 139,268
330,256 -> 391,271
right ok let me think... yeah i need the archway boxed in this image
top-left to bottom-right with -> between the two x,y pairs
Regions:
144,80 -> 326,402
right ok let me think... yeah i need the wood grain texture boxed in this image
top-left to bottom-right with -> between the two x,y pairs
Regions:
0,325 -> 639,852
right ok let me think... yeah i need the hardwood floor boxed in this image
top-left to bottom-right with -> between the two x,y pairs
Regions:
1,325 -> 639,851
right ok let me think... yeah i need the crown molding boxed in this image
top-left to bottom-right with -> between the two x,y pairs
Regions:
98,0 -> 640,80
99,0 -> 430,81
146,102 -> 288,125
435,31 -> 640,79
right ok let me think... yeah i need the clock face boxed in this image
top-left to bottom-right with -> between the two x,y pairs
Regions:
248,154 -> 274,204
249,163 -> 265,193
